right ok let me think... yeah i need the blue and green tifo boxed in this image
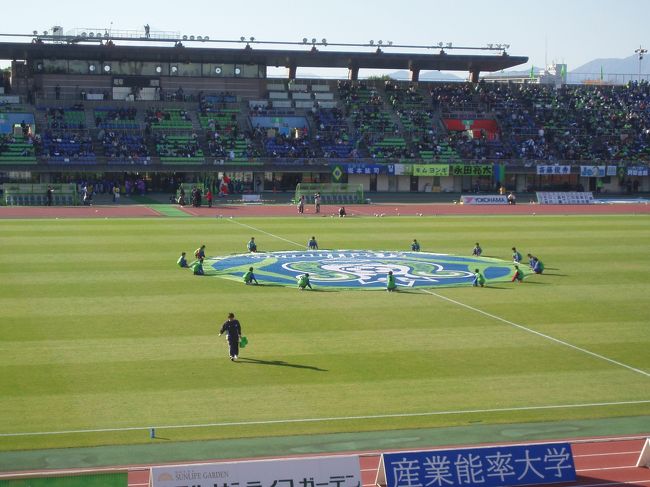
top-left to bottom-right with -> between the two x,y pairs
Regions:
206,251 -> 524,289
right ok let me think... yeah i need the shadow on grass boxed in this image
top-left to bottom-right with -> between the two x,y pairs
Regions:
237,357 -> 328,371
521,280 -> 550,285
541,272 -> 567,276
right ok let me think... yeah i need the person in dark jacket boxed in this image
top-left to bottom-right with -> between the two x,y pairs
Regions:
219,312 -> 242,361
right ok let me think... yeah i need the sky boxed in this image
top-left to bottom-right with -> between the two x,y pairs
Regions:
1,0 -> 648,75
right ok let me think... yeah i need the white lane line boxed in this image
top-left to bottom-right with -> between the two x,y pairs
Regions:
224,218 -> 304,249
575,451 -> 640,457
1,399 -> 649,437
577,466 -> 640,472
561,481 -> 650,487
420,289 -> 650,378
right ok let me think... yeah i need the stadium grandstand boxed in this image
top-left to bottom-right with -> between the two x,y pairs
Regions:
0,30 -> 648,203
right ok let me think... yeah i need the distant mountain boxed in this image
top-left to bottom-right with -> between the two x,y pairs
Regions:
571,54 -> 650,75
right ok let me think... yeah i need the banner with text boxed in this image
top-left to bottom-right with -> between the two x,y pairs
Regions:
537,165 -> 571,175
536,192 -> 594,205
151,455 -> 361,487
412,164 -> 450,177
450,164 -> 493,176
580,166 -> 606,177
461,195 -> 508,205
627,166 -> 649,176
377,442 -> 576,487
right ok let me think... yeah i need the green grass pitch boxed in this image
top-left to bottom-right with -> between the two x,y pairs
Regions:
0,214 -> 648,451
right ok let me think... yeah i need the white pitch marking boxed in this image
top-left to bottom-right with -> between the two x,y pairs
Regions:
225,218 -> 304,249
1,400 -> 649,438
420,289 -> 650,378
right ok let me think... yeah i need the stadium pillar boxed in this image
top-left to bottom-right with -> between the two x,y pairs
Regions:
287,64 -> 297,80
348,67 -> 359,81
410,68 -> 420,82
469,69 -> 480,83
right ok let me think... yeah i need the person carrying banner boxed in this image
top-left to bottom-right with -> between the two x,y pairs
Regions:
512,247 -> 522,263
473,269 -> 486,287
386,271 -> 397,292
191,257 -> 205,275
472,243 -> 483,256
243,267 -> 259,285
511,265 -> 524,283
247,237 -> 257,253
194,245 -> 206,260
177,252 -> 188,268
297,273 -> 312,290
411,239 -> 421,252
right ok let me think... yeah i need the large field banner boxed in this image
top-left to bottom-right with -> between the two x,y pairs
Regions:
150,455 -> 361,487
536,192 -> 594,204
377,443 -> 576,487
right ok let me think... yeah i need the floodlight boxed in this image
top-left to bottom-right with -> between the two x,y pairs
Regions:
311,38 -> 316,44
322,38 -> 327,45
250,37 -> 255,42
215,66 -> 222,74
182,35 -> 188,40
369,40 -> 374,45
240,36 -> 246,41
33,30 -> 38,35
89,32 -> 94,38
155,66 -> 162,73
197,36 -> 202,41
446,42 -> 452,48
204,36 -> 209,41
189,35 -> 195,41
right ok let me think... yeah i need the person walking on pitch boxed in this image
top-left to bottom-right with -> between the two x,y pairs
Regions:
219,312 -> 242,361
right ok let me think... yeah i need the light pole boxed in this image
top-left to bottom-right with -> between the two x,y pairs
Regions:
635,45 -> 647,82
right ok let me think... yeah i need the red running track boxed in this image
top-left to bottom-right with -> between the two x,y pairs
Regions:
124,437 -> 650,487
1,203 -> 649,219
180,202 -> 650,218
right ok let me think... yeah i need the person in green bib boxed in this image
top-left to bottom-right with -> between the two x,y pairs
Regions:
297,273 -> 312,290
473,269 -> 486,287
386,271 -> 397,292
243,267 -> 259,285
191,258 -> 205,276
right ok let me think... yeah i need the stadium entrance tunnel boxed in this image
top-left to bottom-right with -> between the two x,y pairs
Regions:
205,251 -> 524,289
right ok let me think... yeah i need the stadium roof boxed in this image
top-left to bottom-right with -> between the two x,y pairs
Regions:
0,41 -> 528,74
